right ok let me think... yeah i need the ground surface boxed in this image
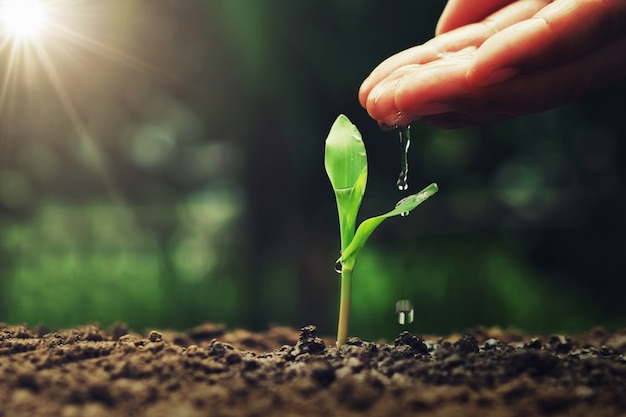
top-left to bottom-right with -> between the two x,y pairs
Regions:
1,323 -> 626,417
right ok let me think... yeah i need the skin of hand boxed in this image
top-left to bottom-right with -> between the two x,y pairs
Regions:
359,0 -> 626,128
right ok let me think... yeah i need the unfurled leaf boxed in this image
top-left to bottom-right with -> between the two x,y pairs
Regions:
340,183 -> 438,270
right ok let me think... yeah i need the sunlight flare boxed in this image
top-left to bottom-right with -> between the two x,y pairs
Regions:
0,0 -> 175,205
1,0 -> 46,39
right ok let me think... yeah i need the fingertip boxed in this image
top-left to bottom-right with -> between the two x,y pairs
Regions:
358,81 -> 370,109
363,78 -> 401,126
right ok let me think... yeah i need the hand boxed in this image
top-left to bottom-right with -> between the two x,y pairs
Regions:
359,0 -> 626,128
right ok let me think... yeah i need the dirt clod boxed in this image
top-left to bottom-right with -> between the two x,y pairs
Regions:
394,331 -> 429,354
454,334 -> 480,354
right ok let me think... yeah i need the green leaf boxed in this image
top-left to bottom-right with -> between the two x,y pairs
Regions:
325,114 -> 368,250
324,115 -> 367,190
340,183 -> 439,270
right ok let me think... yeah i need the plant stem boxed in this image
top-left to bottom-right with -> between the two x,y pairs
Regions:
336,266 -> 353,348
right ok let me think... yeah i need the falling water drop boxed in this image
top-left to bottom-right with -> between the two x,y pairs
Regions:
395,299 -> 414,325
334,257 -> 343,274
396,125 -> 411,191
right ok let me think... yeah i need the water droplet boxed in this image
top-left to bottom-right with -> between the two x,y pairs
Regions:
395,299 -> 414,325
334,258 -> 343,273
396,125 -> 411,191
395,196 -> 412,218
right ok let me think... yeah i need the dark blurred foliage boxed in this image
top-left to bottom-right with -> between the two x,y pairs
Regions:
0,0 -> 625,341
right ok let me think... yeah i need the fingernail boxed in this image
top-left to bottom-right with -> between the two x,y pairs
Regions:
481,67 -> 520,86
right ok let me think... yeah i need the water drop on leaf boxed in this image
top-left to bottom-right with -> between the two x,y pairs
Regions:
395,196 -> 412,217
334,258 -> 343,273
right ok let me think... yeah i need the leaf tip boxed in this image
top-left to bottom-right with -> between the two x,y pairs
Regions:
327,114 -> 362,144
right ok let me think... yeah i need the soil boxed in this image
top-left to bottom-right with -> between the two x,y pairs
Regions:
1,323 -> 626,417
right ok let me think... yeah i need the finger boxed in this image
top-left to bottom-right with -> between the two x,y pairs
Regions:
359,39 -> 474,109
475,33 -> 626,115
483,0 -> 555,29
469,0 -> 626,86
430,0 -> 552,54
360,0 -> 550,108
436,0 -> 516,35
359,44 -> 442,108
425,33 -> 626,128
364,57 -> 471,127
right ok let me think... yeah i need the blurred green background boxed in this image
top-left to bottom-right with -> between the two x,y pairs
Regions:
1,0 -> 625,342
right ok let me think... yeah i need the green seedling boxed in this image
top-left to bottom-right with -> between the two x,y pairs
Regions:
325,114 -> 438,347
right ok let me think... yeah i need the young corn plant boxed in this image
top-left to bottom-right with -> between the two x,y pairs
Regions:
325,114 -> 438,347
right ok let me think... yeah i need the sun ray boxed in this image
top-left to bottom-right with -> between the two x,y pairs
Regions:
0,42 -> 20,116
0,36 -> 15,52
1,0 -> 180,122
0,0 -> 181,207
0,41 -> 22,162
47,22 -> 179,83
30,38 -> 125,204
